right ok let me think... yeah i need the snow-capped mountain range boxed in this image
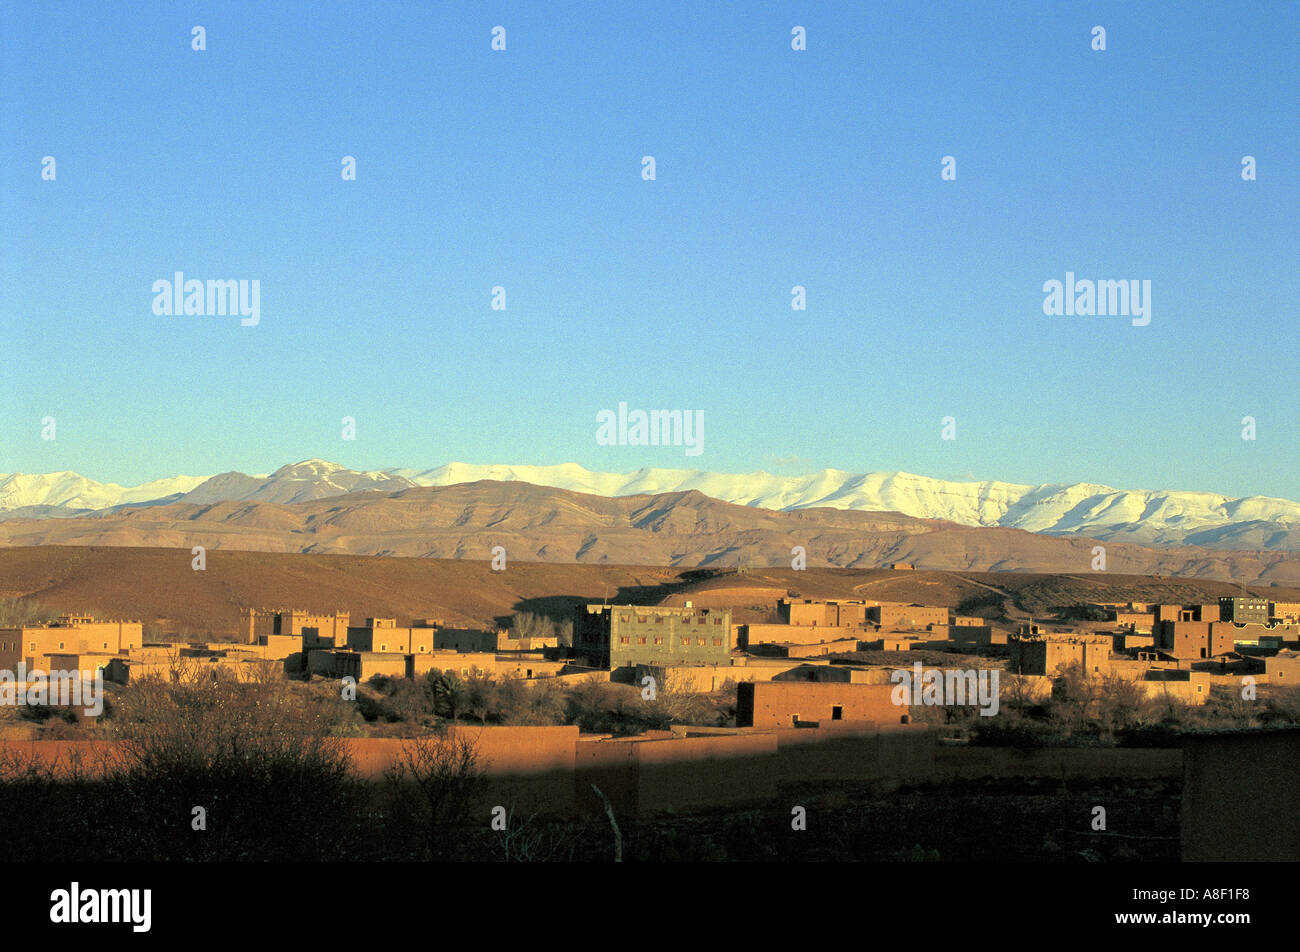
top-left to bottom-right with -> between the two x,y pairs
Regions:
1,459 -> 1297,550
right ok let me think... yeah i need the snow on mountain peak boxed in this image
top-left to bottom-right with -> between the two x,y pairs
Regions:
1,461 -> 1296,550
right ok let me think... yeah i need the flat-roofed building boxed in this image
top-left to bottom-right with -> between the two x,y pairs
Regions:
241,608 -> 350,648
1271,602 -> 1300,626
575,604 -> 731,670
873,604 -> 949,629
1137,668 -> 1211,704
45,652 -> 116,678
0,615 -> 143,672
433,627 -> 501,652
736,681 -> 902,728
333,651 -> 409,681
1114,611 -> 1155,633
777,598 -> 874,628
345,619 -> 435,654
1266,650 -> 1300,685
1219,597 -> 1270,626
1155,620 -> 1236,661
1009,633 -> 1112,676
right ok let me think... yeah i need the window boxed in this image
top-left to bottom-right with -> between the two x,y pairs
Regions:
714,618 -> 722,625
712,638 -> 722,646
620,636 -> 630,645
655,616 -> 663,624
832,705 -> 843,721
697,638 -> 705,646
681,638 -> 690,646
654,637 -> 663,645
638,616 -> 646,623
638,637 -> 647,644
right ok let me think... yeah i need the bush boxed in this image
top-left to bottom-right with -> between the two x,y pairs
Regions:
381,731 -> 485,860
969,713 -> 1053,748
104,679 -> 371,860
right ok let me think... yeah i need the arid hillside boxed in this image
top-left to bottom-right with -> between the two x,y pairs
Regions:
0,481 -> 1295,585
1,545 -> 1296,640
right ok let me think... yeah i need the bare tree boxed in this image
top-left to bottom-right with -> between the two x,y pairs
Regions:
159,647 -> 205,685
385,731 -> 485,860
647,666 -> 708,724
236,658 -> 284,685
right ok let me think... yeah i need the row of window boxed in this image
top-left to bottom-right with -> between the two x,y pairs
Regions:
23,641 -> 112,651
619,636 -> 724,647
622,615 -> 723,625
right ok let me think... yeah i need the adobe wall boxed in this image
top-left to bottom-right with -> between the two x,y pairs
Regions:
1116,632 -> 1155,650
772,723 -> 936,787
634,733 -> 778,814
411,652 -> 497,677
1115,612 -> 1155,632
1157,621 -> 1236,659
932,624 -> 997,645
0,740 -> 123,777
260,634 -> 301,660
738,681 -> 903,728
346,727 -> 582,815
575,739 -> 641,814
1264,653 -> 1300,683
434,628 -> 498,652
744,623 -> 866,647
772,664 -> 875,684
875,605 -> 948,628
786,638 -> 861,657
781,601 -> 834,626
340,726 -> 580,780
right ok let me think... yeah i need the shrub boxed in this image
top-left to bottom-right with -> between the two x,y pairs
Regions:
105,679 -> 370,860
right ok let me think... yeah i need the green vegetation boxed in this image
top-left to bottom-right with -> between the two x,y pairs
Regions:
963,665 -> 1300,749
358,669 -> 736,735
1055,604 -> 1115,622
954,592 -> 1007,618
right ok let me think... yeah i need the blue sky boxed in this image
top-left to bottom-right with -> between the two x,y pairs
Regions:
2,1 -> 1297,499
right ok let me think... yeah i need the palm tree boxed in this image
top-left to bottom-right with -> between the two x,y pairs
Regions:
430,672 -> 469,722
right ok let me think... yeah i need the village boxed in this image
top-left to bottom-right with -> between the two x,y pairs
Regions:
5,589 -> 1297,711
2,582 -> 1296,861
